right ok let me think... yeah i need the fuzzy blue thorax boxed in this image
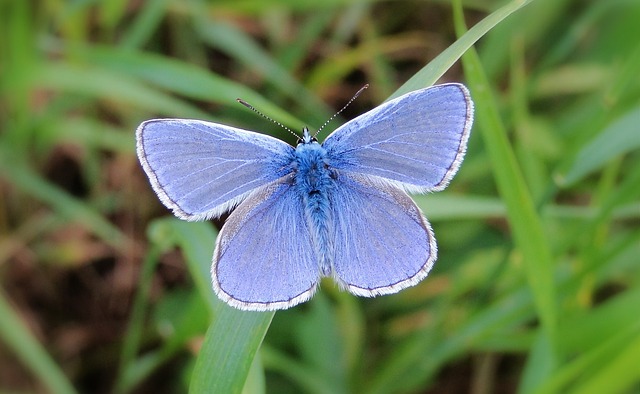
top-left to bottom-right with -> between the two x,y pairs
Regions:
294,128 -> 335,275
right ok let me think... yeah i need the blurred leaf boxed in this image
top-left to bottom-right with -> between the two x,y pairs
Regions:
294,295 -> 347,393
0,149 -> 126,248
146,219 -> 274,393
0,290 -> 77,394
190,309 -> 274,394
190,13 -> 333,125
34,62 -> 212,119
119,0 -> 170,49
534,288 -> 640,394
242,352 -> 266,394
73,46 -> 305,128
454,0 -> 559,391
558,106 -> 640,186
262,344 -> 336,394
392,0 -> 535,98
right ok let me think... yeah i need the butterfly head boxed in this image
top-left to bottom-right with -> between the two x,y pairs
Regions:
298,127 -> 318,146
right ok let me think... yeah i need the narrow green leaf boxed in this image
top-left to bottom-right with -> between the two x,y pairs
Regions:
558,106 -> 640,186
119,0 -> 170,49
454,0 -> 558,390
190,15 -> 333,125
114,245 -> 163,394
149,219 -> 219,311
76,47 -> 305,129
190,309 -> 274,394
0,150 -> 126,248
0,290 -> 78,394
262,345 -> 336,394
391,0 -> 536,98
147,219 -> 274,393
417,194 -> 640,221
34,62 -> 213,120
242,352 -> 266,394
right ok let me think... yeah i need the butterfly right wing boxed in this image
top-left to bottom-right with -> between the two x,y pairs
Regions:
136,119 -> 294,221
212,177 -> 320,311
323,84 -> 473,193
329,174 -> 436,296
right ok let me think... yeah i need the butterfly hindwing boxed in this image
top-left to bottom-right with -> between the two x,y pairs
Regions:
212,178 -> 320,311
136,119 -> 294,220
330,174 -> 436,295
323,83 -> 473,193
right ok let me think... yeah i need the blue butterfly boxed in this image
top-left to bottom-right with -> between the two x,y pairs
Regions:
136,83 -> 473,311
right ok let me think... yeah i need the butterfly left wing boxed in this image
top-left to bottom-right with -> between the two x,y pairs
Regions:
330,174 -> 436,296
323,83 -> 473,193
136,119 -> 294,221
212,177 -> 320,311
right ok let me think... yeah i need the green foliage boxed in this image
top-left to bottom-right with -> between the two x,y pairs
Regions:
1,0 -> 639,393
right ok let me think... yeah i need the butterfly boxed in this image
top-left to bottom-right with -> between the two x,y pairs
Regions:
136,83 -> 473,311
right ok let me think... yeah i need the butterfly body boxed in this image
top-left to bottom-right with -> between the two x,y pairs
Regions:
292,128 -> 337,274
136,83 -> 474,311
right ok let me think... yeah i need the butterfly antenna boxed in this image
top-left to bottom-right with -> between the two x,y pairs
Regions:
314,84 -> 369,138
237,98 -> 299,139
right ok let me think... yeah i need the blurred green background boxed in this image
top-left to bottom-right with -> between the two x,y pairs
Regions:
1,0 -> 639,393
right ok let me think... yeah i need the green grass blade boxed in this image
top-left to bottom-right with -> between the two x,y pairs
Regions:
533,287 -> 640,394
119,0 -> 170,49
262,345 -> 337,394
391,0 -> 536,98
453,0 -> 558,389
0,150 -> 126,248
114,244 -> 163,394
242,351 -> 266,394
147,219 -> 274,392
34,62 -> 213,120
149,219 -> 218,311
558,106 -> 640,186
189,13 -> 333,125
535,324 -> 640,394
72,46 -> 305,128
190,309 -> 274,394
0,289 -> 78,394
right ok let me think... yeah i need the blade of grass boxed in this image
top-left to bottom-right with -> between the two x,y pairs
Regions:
189,11 -> 333,125
262,344 -> 338,394
146,219 -> 275,393
119,0 -> 170,49
567,328 -> 640,394
0,149 -> 127,248
118,289 -> 210,393
190,309 -> 274,394
0,289 -> 78,394
558,106 -> 640,186
242,351 -> 266,394
34,62 -> 213,120
391,0 -> 536,99
533,287 -> 640,394
2,0 -> 36,154
533,323 -> 640,394
114,244 -> 163,394
454,0 -> 558,391
65,46 -> 305,129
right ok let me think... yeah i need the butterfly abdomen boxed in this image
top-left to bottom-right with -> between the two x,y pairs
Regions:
293,141 -> 336,275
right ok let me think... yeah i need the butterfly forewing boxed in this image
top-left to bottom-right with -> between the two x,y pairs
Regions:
323,83 -> 473,193
136,119 -> 294,220
212,178 -> 320,311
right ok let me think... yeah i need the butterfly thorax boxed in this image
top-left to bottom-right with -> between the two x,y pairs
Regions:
293,132 -> 336,275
